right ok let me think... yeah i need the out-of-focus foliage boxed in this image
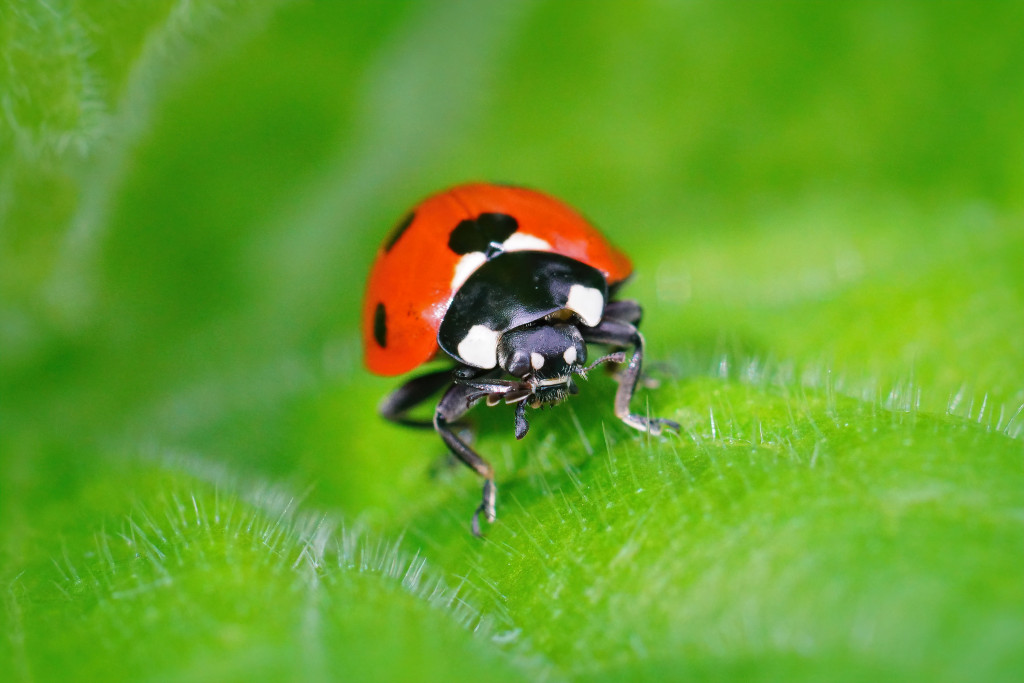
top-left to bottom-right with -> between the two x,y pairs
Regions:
2,2 -> 1022,682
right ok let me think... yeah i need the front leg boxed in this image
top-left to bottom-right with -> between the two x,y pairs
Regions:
581,318 -> 680,435
434,383 -> 497,536
456,375 -> 534,439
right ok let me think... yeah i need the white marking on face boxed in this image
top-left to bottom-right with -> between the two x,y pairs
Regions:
501,232 -> 552,253
530,352 -> 545,370
450,252 -> 487,292
457,324 -> 500,368
563,346 -> 577,365
565,284 -> 604,327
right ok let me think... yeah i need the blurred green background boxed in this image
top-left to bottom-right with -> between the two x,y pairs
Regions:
2,1 -> 1022,682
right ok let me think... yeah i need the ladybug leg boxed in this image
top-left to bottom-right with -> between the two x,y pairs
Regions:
599,299 -> 663,389
454,376 -> 533,439
434,383 -> 497,536
581,318 -> 681,436
603,298 -> 643,325
379,367 -> 456,429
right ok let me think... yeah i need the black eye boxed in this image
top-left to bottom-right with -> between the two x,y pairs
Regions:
507,351 -> 531,377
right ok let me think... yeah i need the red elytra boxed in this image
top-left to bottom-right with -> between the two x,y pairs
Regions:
362,183 -> 633,377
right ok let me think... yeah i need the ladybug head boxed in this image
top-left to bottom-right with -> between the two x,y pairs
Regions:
496,323 -> 590,406
499,323 -> 585,377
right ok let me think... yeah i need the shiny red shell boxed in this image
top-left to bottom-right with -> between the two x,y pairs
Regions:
362,183 -> 633,377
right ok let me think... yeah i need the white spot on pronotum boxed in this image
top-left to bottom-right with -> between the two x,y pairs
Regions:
451,234 -> 551,292
565,284 -> 604,327
450,252 -> 487,291
502,233 -> 551,252
530,352 -> 545,370
457,324 -> 500,368
563,346 -> 577,364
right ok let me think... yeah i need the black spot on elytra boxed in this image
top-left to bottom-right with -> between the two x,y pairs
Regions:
384,211 -> 415,252
373,303 -> 387,348
448,212 -> 518,255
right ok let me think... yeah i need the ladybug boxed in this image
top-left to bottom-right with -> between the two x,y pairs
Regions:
362,182 -> 678,535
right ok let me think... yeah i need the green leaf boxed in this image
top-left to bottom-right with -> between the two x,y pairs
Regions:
3,1 -> 1023,682
7,464 -> 538,683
